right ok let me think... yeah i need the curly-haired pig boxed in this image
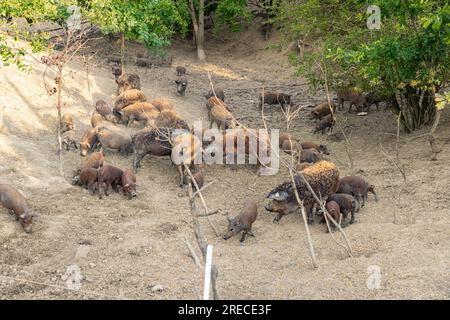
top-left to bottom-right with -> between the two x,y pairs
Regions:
153,109 -> 190,131
223,201 -> 258,243
0,184 -> 33,233
150,98 -> 175,112
209,104 -> 236,130
116,73 -> 141,94
114,89 -> 147,114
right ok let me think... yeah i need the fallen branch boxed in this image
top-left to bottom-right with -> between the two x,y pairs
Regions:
187,181 -> 220,300
182,237 -> 203,269
289,171 -> 318,268
184,165 -> 220,237
192,181 -> 214,197
195,210 -> 220,217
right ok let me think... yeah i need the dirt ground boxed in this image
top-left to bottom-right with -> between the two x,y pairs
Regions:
0,27 -> 449,300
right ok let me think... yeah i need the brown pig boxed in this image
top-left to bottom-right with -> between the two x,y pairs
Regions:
300,141 -> 329,155
91,112 -> 104,128
176,66 -> 186,76
150,98 -> 175,112
337,88 -> 366,113
188,171 -> 204,190
62,129 -> 78,151
96,127 -> 134,156
80,151 -> 104,171
121,169 -> 137,199
78,167 -> 100,196
299,148 -> 323,164
0,184 -> 33,233
95,99 -> 113,118
223,201 -> 258,243
324,200 -> 342,230
61,113 -> 74,132
311,102 -> 336,120
80,127 -> 99,156
98,164 -> 124,197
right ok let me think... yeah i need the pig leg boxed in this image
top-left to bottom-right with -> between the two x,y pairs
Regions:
355,193 -> 364,207
176,165 -> 185,187
305,203 -> 314,224
348,103 -> 354,114
240,231 -> 247,243
133,153 -> 146,172
349,207 -> 355,224
246,228 -> 255,237
273,213 -> 284,223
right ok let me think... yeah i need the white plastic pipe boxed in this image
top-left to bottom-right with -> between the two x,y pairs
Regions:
203,245 -> 213,300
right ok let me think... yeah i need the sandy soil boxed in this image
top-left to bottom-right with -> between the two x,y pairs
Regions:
0,27 -> 449,300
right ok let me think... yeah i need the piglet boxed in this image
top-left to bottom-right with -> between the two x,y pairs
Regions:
0,184 -> 33,233
223,201 -> 258,243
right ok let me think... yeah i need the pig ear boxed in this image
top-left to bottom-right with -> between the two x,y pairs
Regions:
19,213 -> 27,219
268,191 -> 288,201
124,184 -> 129,188
87,143 -> 91,149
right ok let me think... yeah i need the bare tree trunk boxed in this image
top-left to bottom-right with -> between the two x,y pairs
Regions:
120,32 -> 125,74
56,69 -> 64,177
0,104 -> 5,133
188,0 -> 206,62
197,0 -> 206,62
187,182 -> 219,300
429,108 -> 442,161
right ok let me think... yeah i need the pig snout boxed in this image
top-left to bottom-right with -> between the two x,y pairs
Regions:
128,190 -> 137,199
80,148 -> 88,157
23,225 -> 32,233
222,234 -> 232,240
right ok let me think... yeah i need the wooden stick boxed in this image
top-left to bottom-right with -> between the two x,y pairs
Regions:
192,181 -> 214,197
195,210 -> 220,217
289,172 -> 318,268
182,237 -> 202,269
184,165 -> 220,236
187,182 -> 220,300
323,210 -> 353,257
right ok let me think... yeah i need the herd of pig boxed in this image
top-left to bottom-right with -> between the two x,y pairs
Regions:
1,66 -> 379,243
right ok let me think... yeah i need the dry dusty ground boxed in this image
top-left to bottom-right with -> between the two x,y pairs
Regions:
0,28 -> 449,300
